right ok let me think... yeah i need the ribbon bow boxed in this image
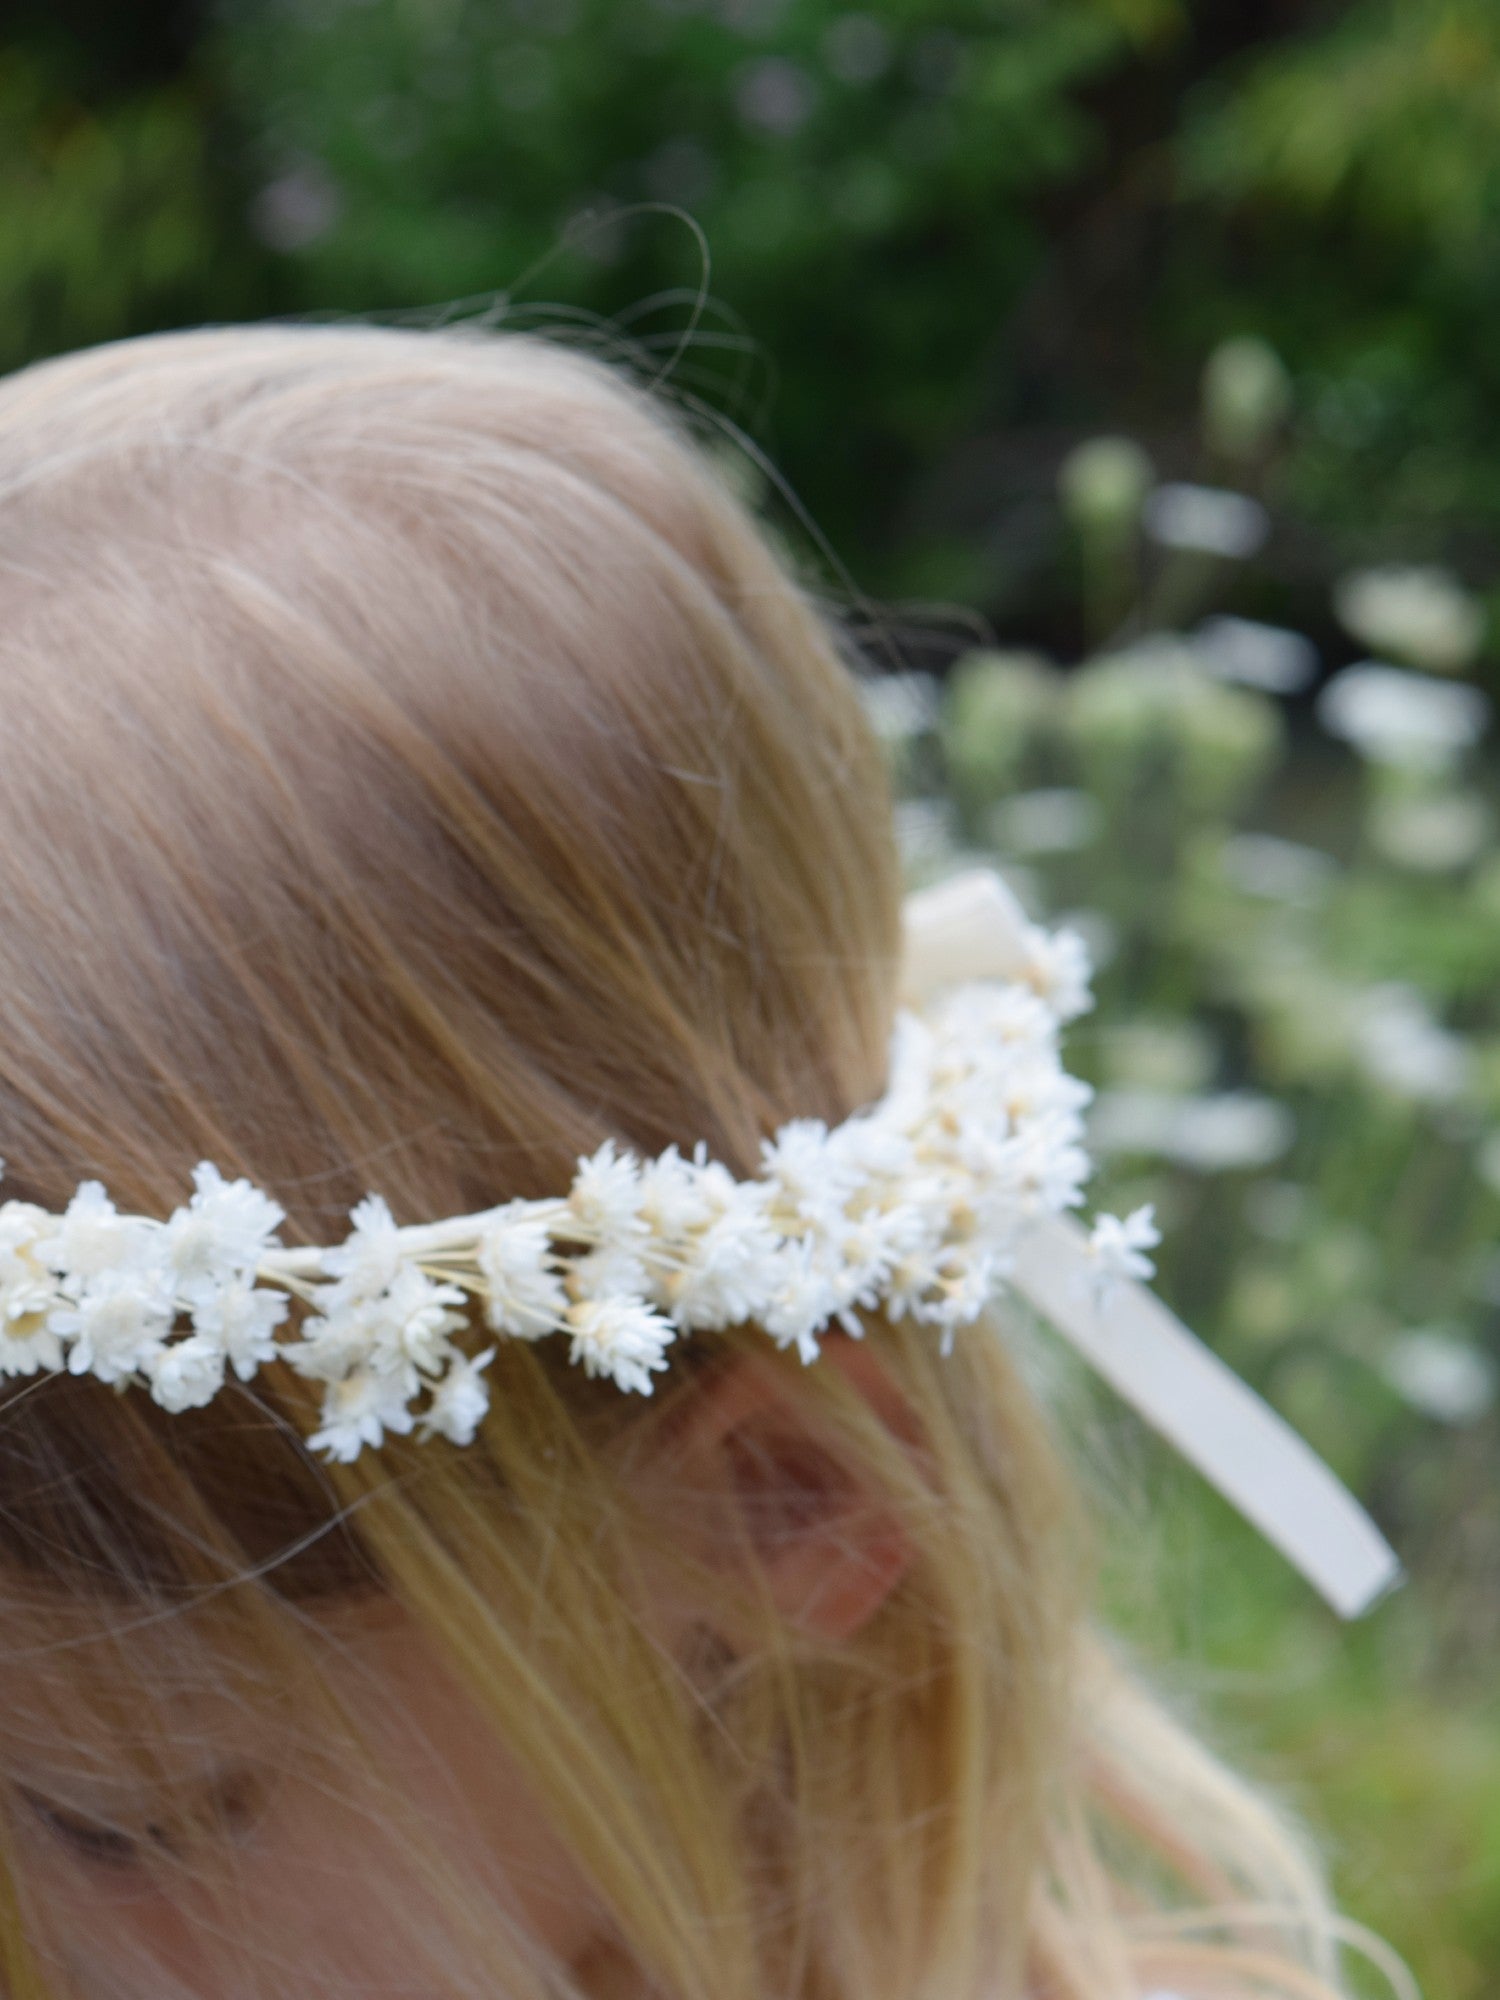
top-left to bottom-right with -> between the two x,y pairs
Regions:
900,867 -> 1404,1622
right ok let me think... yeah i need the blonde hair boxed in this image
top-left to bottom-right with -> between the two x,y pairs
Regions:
0,321 -> 1401,2000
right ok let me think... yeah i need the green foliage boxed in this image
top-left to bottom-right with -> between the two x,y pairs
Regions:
882,367 -> 1500,1996
207,0 -> 1183,567
1168,0 -> 1500,551
0,45 -> 251,373
1182,0 -> 1500,254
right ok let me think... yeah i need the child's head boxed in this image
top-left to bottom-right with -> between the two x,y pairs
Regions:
0,322 -> 1359,2000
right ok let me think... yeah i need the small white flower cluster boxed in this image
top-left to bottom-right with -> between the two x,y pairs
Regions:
0,937 -> 1158,1464
0,1165 -> 291,1406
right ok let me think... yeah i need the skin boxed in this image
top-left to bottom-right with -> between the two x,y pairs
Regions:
0,1336 -> 920,2000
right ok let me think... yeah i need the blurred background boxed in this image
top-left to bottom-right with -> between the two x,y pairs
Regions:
2,2 -> 1497,1993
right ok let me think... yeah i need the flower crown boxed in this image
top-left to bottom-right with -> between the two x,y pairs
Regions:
0,869 -> 1401,1622
0,923 -> 1126,1458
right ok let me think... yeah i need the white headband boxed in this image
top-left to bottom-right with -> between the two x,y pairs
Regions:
0,866 -> 1401,1620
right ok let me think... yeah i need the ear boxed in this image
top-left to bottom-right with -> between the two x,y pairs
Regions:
630,1333 -> 923,1649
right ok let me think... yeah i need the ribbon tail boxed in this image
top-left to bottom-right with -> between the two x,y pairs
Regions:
1008,1211 -> 1406,1621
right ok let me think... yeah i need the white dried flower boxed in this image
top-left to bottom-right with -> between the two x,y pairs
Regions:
1086,1206 -> 1161,1294
320,1194 -> 407,1305
48,1267 -> 177,1384
306,1363 -> 420,1464
760,1236 -> 845,1364
418,1346 -> 497,1446
0,1317 -> 66,1377
147,1334 -> 229,1414
568,1138 -> 650,1246
660,1222 -> 771,1330
35,1181 -> 156,1286
1015,922 -> 1094,1023
477,1203 -> 570,1339
162,1163 -> 285,1305
902,1238 -> 1010,1355
760,1119 -> 855,1233
365,1264 -> 469,1376
284,1302 -> 377,1386
192,1280 -> 290,1383
564,1296 -> 676,1395
0,1202 -> 63,1327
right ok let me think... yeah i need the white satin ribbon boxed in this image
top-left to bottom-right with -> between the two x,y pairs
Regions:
899,867 -> 1405,1622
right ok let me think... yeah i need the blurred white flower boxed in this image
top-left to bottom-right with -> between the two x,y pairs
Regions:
1087,1090 -> 1183,1157
1143,484 -> 1269,559
1089,1089 -> 1294,1172
1168,1093 -> 1296,1172
1202,335 -> 1293,461
1058,437 -> 1154,533
734,56 -> 816,134
1353,984 -> 1470,1104
248,160 -> 342,252
989,787 -> 1101,856
1194,615 -> 1318,695
893,798 -> 958,878
1381,1328 -> 1495,1425
1334,565 -> 1485,676
1055,907 -> 1118,975
1064,638 -> 1282,809
861,670 -> 941,743
1219,832 -> 1338,906
1370,790 -> 1492,872
1100,1019 -> 1216,1094
1474,1131 -> 1500,1199
1316,660 -> 1490,772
